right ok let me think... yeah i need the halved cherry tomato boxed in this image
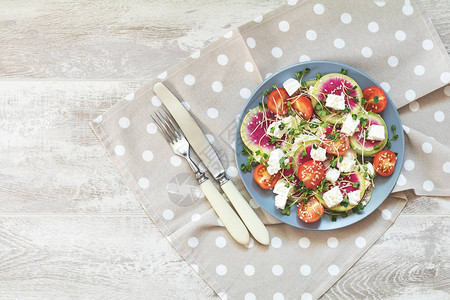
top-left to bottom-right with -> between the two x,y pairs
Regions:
290,96 -> 313,120
267,88 -> 289,115
297,160 -> 326,189
253,163 -> 281,189
363,86 -> 387,113
373,150 -> 397,176
322,133 -> 350,156
297,196 -> 324,223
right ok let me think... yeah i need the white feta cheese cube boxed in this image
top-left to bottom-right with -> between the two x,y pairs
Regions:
310,146 -> 327,162
338,156 -> 356,173
325,94 -> 346,111
273,180 -> 292,196
283,78 -> 301,96
323,186 -> 344,208
347,190 -> 362,206
326,168 -> 340,184
267,149 -> 284,175
341,114 -> 359,136
367,125 -> 385,141
275,194 -> 288,209
344,148 -> 357,160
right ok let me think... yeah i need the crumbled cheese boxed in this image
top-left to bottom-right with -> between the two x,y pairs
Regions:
266,116 -> 296,138
273,180 -> 292,197
325,94 -> 346,111
323,186 -> 344,208
282,78 -> 301,96
347,190 -> 362,206
367,125 -> 385,141
253,151 -> 264,163
326,168 -> 340,184
344,148 -> 357,160
275,194 -> 288,209
338,156 -> 356,173
310,146 -> 327,162
341,114 -> 359,136
365,162 -> 375,177
267,149 -> 284,175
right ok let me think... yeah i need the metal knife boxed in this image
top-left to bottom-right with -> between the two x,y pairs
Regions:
153,82 -> 270,245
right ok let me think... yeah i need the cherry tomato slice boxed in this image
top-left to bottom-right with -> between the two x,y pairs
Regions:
373,150 -> 397,176
363,86 -> 387,113
297,196 -> 324,223
322,133 -> 350,156
253,163 -> 281,189
290,96 -> 313,120
267,88 -> 289,115
297,160 -> 326,189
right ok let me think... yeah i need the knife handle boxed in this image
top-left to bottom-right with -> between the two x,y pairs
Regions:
221,180 -> 270,245
199,179 -> 250,246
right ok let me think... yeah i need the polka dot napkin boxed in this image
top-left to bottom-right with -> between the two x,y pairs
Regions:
90,0 -> 450,299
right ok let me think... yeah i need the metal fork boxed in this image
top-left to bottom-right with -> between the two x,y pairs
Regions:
152,108 -> 250,246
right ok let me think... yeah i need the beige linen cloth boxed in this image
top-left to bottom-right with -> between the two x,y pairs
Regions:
91,0 -> 450,299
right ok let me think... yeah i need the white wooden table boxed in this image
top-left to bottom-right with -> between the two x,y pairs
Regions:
1,1 -> 449,298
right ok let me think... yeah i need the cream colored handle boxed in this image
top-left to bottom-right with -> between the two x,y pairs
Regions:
221,180 -> 270,245
200,179 -> 250,246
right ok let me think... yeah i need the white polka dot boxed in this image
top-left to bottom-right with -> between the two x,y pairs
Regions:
215,236 -> 227,248
191,51 -> 200,59
299,237 -> 310,248
188,237 -> 199,248
422,39 -> 434,50
375,1 -> 386,6
240,88 -> 252,99
328,264 -> 339,276
205,133 -> 215,144
265,73 -> 273,79
397,173 -> 407,186
395,30 -> 406,41
142,150 -> 154,162
119,117 -> 130,128
299,55 -> 311,62
381,209 -> 392,220
272,265 -> 283,276
207,108 -> 219,119
409,101 -> 420,112
433,111 -> 445,123
191,264 -> 199,273
443,162 -> 450,173
444,86 -> 450,96
244,264 -> 255,276
405,89 -> 416,101
402,125 -> 410,134
146,122 -> 157,134
361,47 -> 373,58
217,54 -> 228,66
404,160 -> 415,171
300,264 -> 311,276
402,3 -> 414,16
273,292 -> 284,300
247,37 -> 256,48
253,15 -> 263,23
223,30 -> 233,38
340,13 -> 352,24
441,72 -> 450,84
151,95 -> 162,107
388,56 -> 399,67
191,214 -> 201,222
368,21 -> 379,33
93,115 -> 102,123
422,142 -> 433,153
306,30 -> 317,41
271,47 -> 283,58
226,166 -> 238,178
114,145 -> 125,156
163,209 -> 174,220
423,180 -> 434,192
184,74 -> 195,86
355,237 -> 367,248
313,3 -> 325,15
245,61 -> 254,72
211,81 -> 223,93
181,101 -> 190,111
380,82 -> 390,92
249,199 -> 260,209
216,264 -> 227,276
414,65 -> 425,76
124,92 -> 134,101
170,155 -> 182,166
217,218 -> 224,227
245,293 -> 256,300
271,237 -> 282,248
327,237 -> 339,248
301,293 -> 313,300
287,0 -> 298,5
157,71 -> 167,80
246,237 -> 255,249
278,20 -> 290,32
138,177 -> 149,189
334,38 -> 345,49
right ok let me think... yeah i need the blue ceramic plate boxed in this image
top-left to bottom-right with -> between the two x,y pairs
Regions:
235,61 -> 404,230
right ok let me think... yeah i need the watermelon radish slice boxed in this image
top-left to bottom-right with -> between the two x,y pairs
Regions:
349,112 -> 387,156
240,107 -> 281,154
306,79 -> 317,88
292,139 -> 321,175
311,73 -> 363,124
315,171 -> 366,212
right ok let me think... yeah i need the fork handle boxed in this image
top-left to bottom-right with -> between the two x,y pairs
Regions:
200,179 -> 250,246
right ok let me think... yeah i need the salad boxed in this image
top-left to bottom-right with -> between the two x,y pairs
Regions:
240,68 -> 398,223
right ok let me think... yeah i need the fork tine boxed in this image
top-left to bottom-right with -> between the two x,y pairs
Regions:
155,111 -> 178,142
151,114 -> 173,143
160,108 -> 181,140
161,105 -> 184,138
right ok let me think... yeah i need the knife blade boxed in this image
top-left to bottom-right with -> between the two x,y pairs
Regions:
153,82 -> 269,245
